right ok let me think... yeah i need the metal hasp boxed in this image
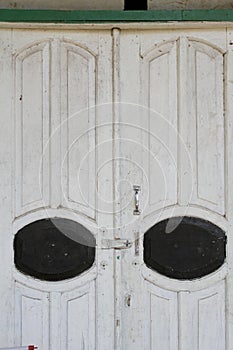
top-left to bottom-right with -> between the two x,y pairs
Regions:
133,185 -> 141,215
101,239 -> 132,250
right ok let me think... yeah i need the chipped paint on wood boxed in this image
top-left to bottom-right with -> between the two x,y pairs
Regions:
149,0 -> 233,10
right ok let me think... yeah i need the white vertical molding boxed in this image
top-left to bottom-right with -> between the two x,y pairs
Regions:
226,28 -> 233,350
60,40 -> 68,211
50,292 -> 61,350
178,291 -> 197,350
112,27 -> 121,232
112,27 -> 122,350
144,286 -> 151,350
87,47 -> 97,218
42,41 -> 51,209
0,28 -> 14,347
88,281 -> 96,350
96,31 -> 115,350
50,39 -> 61,208
177,36 -> 193,207
140,42 -> 151,219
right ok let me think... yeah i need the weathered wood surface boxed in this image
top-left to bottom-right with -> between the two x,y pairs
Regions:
0,0 -> 233,10
0,0 -> 124,10
0,24 -> 232,350
149,0 -> 233,10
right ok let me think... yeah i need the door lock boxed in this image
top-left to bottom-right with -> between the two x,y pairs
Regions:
133,185 -> 141,215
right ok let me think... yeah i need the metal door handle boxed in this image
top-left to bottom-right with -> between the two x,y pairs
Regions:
133,185 -> 141,215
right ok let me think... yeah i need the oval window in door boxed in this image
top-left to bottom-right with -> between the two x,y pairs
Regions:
14,218 -> 96,281
144,217 -> 226,280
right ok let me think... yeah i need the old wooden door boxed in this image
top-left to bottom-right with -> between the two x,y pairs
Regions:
1,23 -> 233,350
0,27 -> 115,350
116,27 -> 233,350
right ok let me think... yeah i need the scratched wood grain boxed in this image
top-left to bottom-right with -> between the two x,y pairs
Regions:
0,0 -> 124,10
149,0 -> 233,10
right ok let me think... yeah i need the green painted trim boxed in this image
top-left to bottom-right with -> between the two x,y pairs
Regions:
0,9 -> 233,23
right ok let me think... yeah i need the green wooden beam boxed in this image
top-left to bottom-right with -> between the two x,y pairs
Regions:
0,9 -> 233,23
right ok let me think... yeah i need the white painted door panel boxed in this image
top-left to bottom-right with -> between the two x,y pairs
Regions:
0,29 -> 14,347
0,24 -> 232,350
179,282 -> 226,350
144,283 -> 178,350
14,284 -> 49,350
0,29 -> 114,350
117,29 -> 228,350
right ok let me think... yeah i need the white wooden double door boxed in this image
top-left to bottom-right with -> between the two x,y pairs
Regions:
0,24 -> 233,350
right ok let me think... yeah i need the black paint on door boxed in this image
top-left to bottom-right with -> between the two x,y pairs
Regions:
124,0 -> 147,10
14,218 -> 96,281
144,217 -> 226,280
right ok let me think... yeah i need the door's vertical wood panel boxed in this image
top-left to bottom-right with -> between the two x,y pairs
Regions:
141,41 -> 178,215
15,41 -> 50,217
198,288 -> 225,350
95,32 -> 115,350
21,51 -> 43,206
50,38 -> 62,208
226,28 -> 233,350
49,292 -> 61,350
115,32 -> 145,232
118,32 -> 147,350
145,283 -> 178,350
61,282 -> 96,350
60,41 -> 96,220
182,39 -> 225,214
15,283 -> 49,350
0,29 -> 14,347
179,281 -> 226,350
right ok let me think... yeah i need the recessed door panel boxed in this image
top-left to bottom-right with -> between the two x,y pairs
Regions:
179,282 -> 226,350
60,41 -> 97,219
15,41 -> 50,217
15,284 -> 49,350
61,283 -> 96,350
141,41 -> 178,214
145,283 -> 178,350
184,39 -> 225,214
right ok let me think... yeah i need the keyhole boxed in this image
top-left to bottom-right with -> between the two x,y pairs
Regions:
126,294 -> 131,307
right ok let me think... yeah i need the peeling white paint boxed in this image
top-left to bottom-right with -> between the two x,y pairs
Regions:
149,0 -> 233,10
0,0 -> 124,10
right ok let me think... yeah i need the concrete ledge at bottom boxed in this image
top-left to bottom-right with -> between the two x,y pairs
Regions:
0,0 -> 124,10
149,0 -> 233,10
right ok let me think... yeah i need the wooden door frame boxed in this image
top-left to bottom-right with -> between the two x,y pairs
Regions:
0,9 -> 233,23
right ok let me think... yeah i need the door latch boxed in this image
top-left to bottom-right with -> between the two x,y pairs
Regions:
101,239 -> 132,250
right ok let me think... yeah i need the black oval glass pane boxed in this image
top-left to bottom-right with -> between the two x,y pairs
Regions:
144,217 -> 226,280
14,218 -> 96,281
